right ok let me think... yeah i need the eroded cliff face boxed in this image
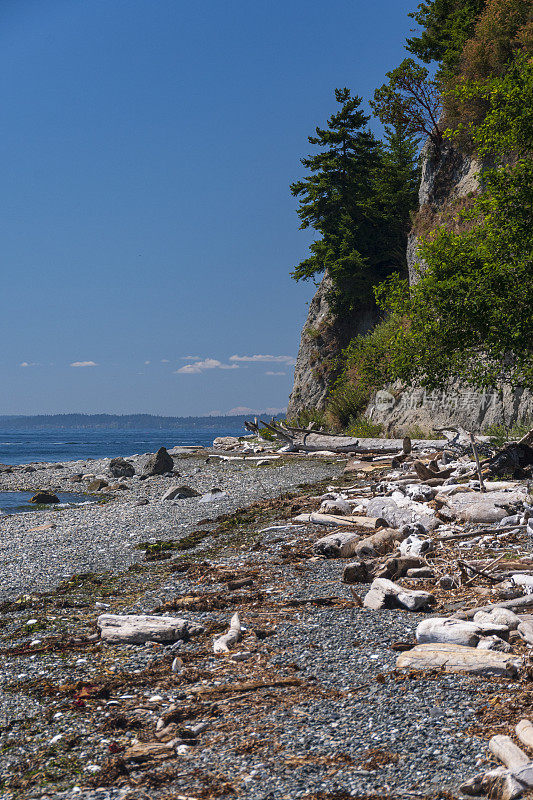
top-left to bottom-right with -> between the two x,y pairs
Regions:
287,274 -> 378,419
408,139 -> 482,283
375,141 -> 532,434
288,141 -> 532,432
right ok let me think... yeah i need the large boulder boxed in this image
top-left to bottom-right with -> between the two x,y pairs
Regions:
109,457 -> 135,478
142,447 -> 174,476
30,491 -> 60,504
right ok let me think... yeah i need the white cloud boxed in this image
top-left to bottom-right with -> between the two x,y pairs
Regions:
265,371 -> 286,376
230,354 -> 296,365
176,358 -> 239,374
161,358 -> 170,363
144,360 -> 151,365
70,361 -> 98,368
181,355 -> 202,361
20,361 -> 37,367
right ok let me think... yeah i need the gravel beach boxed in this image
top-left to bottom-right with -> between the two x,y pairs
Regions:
0,443 -> 523,799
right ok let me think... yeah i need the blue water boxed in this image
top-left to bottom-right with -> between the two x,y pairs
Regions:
0,422 -> 248,465
0,490 -> 95,515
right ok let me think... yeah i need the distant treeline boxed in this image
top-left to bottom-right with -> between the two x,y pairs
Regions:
0,414 -> 253,429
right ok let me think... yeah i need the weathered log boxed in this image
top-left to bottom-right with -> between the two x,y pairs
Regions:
313,531 -> 360,558
308,512 -> 385,530
353,528 -> 405,559
461,767 -> 524,800
396,643 -> 520,677
489,736 -> 533,787
473,608 -> 521,630
249,419 -> 446,454
454,595 -> 533,620
97,614 -> 204,644
516,720 -> 533,753
417,618 -> 493,647
517,621 -> 533,645
363,578 -> 434,611
213,612 -> 242,654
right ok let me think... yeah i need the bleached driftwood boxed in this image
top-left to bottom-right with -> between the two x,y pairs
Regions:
363,577 -> 434,611
97,614 -> 203,644
319,498 -> 352,515
416,617 -> 510,647
474,608 -> 521,630
460,767 -> 523,800
517,621 -> 533,645
454,595 -> 533,620
308,512 -> 385,530
213,612 -> 242,654
516,720 -> 533,752
489,736 -> 533,788
245,419 -> 446,454
396,643 -> 520,677
313,531 -> 360,558
353,528 -> 405,559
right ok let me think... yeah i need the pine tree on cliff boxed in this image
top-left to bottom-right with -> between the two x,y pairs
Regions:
291,89 -> 419,313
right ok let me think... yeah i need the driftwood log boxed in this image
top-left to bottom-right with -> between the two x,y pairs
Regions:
97,614 -> 204,644
245,419 -> 446,454
454,595 -> 533,620
363,578 -> 434,611
396,643 -> 520,677
213,612 -> 242,654
415,617 -> 509,647
489,735 -> 533,788
313,531 -> 360,558
353,527 -> 405,559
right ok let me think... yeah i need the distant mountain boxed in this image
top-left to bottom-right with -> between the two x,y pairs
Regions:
0,413 -> 260,429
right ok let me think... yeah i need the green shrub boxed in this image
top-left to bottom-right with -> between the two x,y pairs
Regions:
344,417 -> 384,437
483,421 -> 533,447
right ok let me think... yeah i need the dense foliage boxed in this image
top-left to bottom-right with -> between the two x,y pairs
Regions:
371,59 -> 443,147
376,55 -> 533,389
406,0 -> 487,71
291,89 -> 419,313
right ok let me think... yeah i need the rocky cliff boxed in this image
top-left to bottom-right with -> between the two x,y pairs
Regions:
288,140 -> 532,432
287,274 -> 379,419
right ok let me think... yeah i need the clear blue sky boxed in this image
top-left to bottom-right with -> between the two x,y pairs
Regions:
1,0 -> 416,416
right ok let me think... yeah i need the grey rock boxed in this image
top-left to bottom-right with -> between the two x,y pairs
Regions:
30,491 -> 60,504
109,457 -> 135,478
143,447 -> 174,476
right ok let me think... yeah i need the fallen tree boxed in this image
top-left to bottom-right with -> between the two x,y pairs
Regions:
245,419 -> 446,454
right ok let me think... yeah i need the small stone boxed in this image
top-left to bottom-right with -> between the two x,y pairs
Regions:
87,479 -> 108,492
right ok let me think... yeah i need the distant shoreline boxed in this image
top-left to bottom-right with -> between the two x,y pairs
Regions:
0,412 -> 283,430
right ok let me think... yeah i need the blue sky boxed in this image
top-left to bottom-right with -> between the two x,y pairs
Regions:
1,0 -> 416,415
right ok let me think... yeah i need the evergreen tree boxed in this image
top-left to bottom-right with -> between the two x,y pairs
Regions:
291,90 -> 419,313
406,0 -> 487,71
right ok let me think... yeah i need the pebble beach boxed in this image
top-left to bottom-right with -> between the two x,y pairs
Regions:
0,437 -> 530,800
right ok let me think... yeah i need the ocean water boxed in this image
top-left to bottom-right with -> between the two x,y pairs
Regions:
0,421 -> 248,465
0,490 -> 95,515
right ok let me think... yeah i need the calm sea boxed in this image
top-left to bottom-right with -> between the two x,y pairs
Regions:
0,421 -> 248,465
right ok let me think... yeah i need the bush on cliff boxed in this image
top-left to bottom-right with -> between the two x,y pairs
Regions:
374,55 -> 533,390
